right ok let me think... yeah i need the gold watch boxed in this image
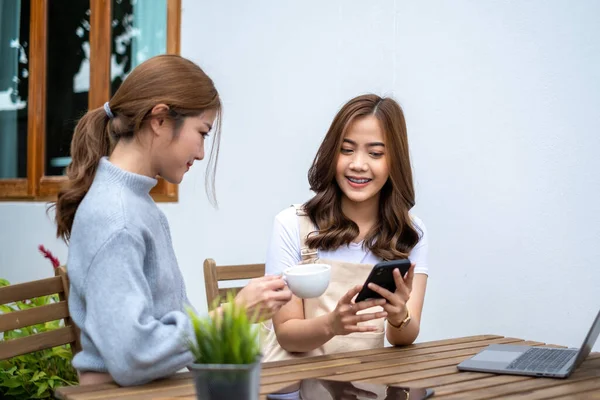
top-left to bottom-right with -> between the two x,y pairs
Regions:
388,309 -> 411,330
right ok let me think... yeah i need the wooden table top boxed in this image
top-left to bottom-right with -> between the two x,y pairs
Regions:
55,335 -> 600,399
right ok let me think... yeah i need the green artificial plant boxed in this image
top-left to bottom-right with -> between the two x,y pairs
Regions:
186,291 -> 261,365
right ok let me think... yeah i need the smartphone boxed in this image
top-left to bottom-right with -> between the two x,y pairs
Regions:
354,259 -> 411,303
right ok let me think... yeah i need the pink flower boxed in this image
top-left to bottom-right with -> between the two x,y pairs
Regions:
38,245 -> 61,269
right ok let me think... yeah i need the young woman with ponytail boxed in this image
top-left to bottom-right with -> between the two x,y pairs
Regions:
52,55 -> 291,386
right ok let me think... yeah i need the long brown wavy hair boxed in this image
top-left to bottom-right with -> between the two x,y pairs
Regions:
52,54 -> 222,242
304,94 -> 420,261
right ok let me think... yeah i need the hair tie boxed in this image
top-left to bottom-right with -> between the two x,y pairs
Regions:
103,102 -> 114,119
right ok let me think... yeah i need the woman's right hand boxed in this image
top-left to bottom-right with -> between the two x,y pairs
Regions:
327,284 -> 387,336
234,275 -> 292,322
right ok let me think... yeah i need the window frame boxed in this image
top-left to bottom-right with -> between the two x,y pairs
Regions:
0,0 -> 181,202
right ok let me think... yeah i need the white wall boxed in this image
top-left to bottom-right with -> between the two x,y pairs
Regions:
1,0 -> 598,351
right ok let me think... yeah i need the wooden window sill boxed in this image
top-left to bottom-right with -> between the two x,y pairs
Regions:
0,177 -> 177,202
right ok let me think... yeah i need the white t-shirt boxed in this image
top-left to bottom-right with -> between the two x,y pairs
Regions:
265,206 -> 429,276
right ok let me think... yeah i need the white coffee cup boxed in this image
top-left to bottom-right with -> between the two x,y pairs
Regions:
283,263 -> 331,299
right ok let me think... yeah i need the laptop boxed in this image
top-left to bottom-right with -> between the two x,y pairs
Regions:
457,309 -> 600,378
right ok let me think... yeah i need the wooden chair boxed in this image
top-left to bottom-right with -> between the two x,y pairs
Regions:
203,258 -> 265,311
0,266 -> 82,361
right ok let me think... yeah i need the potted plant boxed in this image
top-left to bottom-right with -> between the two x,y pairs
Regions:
186,291 -> 262,400
0,246 -> 78,399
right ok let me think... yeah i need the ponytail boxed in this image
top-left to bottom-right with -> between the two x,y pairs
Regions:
53,106 -> 111,242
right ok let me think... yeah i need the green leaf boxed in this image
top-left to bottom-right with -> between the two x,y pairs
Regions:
44,320 -> 61,331
16,301 -> 33,311
5,386 -> 27,396
32,295 -> 50,307
0,304 -> 16,313
0,379 -> 23,388
36,382 -> 49,396
51,347 -> 72,359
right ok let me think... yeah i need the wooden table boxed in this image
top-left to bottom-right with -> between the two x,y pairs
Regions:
55,335 -> 600,399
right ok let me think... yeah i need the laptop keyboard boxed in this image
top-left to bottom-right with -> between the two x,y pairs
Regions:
506,348 -> 578,373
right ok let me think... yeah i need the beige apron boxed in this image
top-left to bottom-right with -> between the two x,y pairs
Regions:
262,206 -> 385,363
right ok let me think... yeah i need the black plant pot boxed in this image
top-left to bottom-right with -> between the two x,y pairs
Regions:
189,357 -> 262,400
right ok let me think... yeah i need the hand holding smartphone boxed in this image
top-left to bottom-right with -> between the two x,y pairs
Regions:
355,259 -> 411,303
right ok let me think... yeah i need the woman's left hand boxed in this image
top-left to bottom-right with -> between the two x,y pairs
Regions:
367,263 -> 415,326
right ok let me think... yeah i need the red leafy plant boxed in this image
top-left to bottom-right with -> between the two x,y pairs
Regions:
38,245 -> 61,269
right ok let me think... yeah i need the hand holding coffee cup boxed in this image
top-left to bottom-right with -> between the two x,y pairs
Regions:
283,263 -> 331,298
235,275 -> 292,321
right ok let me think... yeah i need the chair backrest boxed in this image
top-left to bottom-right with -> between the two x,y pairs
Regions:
0,266 -> 82,361
203,258 -> 265,311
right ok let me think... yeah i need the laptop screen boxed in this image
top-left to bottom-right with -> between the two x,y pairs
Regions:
572,309 -> 600,370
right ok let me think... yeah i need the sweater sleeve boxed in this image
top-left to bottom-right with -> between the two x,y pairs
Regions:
81,228 -> 195,386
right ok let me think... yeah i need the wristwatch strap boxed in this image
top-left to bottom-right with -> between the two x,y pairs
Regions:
388,308 -> 411,330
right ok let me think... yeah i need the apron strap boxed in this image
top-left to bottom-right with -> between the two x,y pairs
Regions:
292,204 -> 319,263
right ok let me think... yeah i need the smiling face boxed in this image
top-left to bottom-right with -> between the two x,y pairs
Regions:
151,109 -> 217,184
335,114 -> 390,207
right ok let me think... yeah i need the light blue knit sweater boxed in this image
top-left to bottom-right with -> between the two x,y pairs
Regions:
67,157 -> 195,386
